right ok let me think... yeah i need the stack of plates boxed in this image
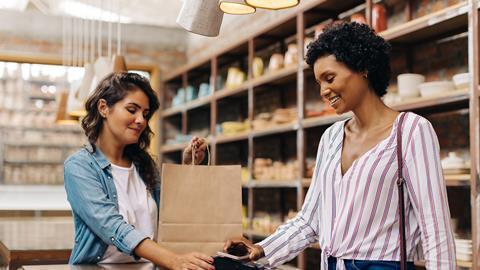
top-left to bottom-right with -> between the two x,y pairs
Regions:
455,238 -> 472,261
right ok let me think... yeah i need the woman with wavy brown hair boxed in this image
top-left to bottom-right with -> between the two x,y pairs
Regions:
64,72 -> 213,270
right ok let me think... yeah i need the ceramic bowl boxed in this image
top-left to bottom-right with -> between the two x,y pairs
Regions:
418,81 -> 454,97
441,152 -> 465,169
452,73 -> 470,89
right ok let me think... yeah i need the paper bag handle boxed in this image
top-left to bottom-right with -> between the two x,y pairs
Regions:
192,142 -> 211,166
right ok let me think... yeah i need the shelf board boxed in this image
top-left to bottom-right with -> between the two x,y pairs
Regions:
445,174 -> 470,186
160,142 -> 188,153
0,107 -> 57,113
250,65 -> 298,88
380,2 -> 469,43
0,125 -> 82,133
29,95 -> 56,101
3,160 -> 62,165
161,107 -> 182,117
0,185 -> 70,211
302,178 -> 312,187
302,113 -> 352,129
389,89 -> 469,111
243,180 -> 299,188
162,96 -> 213,117
164,67 -> 302,113
215,83 -> 249,100
214,66 -> 301,101
243,229 -> 270,238
3,142 -> 82,148
414,259 -> 472,268
215,132 -> 250,144
251,122 -> 298,138
26,79 -> 67,85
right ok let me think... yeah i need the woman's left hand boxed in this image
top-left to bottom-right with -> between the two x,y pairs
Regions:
183,136 -> 207,165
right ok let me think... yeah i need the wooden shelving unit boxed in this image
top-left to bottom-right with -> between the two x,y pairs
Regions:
160,0 -> 480,269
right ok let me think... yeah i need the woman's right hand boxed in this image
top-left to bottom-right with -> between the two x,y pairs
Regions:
223,237 -> 264,261
170,252 -> 215,270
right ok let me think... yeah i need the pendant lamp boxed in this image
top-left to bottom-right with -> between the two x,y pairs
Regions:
112,1 -> 127,73
245,0 -> 299,10
177,0 -> 224,37
219,0 -> 256,15
56,91 -> 79,125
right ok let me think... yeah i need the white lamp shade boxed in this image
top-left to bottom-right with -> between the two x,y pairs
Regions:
219,0 -> 256,15
66,80 -> 87,118
77,63 -> 95,101
94,56 -> 113,82
177,0 -> 224,37
245,0 -> 299,10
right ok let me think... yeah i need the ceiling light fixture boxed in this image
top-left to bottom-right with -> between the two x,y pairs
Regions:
219,0 -> 256,15
245,0 -> 300,10
177,0 -> 224,37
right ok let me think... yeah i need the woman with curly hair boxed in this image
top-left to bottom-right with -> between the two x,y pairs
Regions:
225,22 -> 455,269
64,72 -> 214,270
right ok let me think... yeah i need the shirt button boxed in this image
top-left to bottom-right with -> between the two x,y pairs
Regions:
111,237 -> 115,241
113,194 -> 117,198
108,176 -> 112,179
97,256 -> 101,260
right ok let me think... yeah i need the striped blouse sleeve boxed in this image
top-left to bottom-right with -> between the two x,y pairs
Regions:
403,118 -> 456,269
257,126 -> 330,267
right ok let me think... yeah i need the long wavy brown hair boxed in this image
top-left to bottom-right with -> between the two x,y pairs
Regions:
81,72 -> 160,190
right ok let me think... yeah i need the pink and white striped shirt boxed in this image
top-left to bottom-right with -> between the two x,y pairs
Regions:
259,112 -> 456,269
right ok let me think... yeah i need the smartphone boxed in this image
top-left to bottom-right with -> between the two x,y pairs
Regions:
217,243 -> 250,261
216,251 -> 249,261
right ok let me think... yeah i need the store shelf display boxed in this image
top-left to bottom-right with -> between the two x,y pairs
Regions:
0,61 -> 86,186
253,158 -> 299,182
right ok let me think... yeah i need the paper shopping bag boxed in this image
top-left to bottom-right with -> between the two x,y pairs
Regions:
157,163 -> 243,256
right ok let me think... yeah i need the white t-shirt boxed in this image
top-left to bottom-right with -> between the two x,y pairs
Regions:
100,163 -> 158,264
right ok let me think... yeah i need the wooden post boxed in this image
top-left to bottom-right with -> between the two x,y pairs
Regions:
248,38 -> 255,231
296,12 -> 307,270
211,57 -> 218,165
366,0 -> 373,26
468,0 -> 480,268
181,73 -> 188,135
149,67 -> 161,159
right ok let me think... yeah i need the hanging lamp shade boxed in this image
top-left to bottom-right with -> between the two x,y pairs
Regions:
245,0 -> 299,10
112,55 -> 127,73
219,0 -> 256,15
67,79 -> 88,118
56,91 -> 79,125
177,0 -> 224,37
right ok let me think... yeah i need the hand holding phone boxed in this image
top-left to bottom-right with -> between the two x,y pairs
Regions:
222,238 -> 265,261
217,243 -> 249,260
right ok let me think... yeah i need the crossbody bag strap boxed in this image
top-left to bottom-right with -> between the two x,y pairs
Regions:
396,112 -> 408,270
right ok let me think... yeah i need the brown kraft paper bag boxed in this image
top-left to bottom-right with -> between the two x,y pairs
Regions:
157,163 -> 243,256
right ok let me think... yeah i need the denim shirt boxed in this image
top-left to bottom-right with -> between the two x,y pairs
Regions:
64,143 -> 160,264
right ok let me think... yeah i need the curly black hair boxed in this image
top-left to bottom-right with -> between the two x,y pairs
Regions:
306,22 -> 392,97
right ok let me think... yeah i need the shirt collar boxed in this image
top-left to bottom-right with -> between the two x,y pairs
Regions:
85,142 -> 111,169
